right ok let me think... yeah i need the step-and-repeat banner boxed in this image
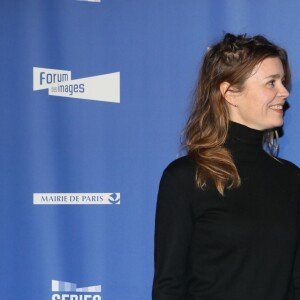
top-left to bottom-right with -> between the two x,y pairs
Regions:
1,1 -> 300,299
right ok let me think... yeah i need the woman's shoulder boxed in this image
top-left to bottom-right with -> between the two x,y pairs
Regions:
162,155 -> 197,181
276,157 -> 300,177
158,156 -> 200,198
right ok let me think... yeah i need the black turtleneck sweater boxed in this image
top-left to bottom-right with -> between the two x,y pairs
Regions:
152,122 -> 300,300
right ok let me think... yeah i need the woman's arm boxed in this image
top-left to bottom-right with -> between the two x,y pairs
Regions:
293,168 -> 300,299
152,167 -> 194,300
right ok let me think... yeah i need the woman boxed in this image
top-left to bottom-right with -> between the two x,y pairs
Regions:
152,33 -> 300,300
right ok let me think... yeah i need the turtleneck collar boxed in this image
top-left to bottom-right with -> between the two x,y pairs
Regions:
225,121 -> 265,162
227,121 -> 264,145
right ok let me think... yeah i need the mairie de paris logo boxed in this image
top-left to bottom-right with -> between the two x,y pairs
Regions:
52,280 -> 102,300
33,193 -> 121,205
76,0 -> 101,2
33,67 -> 120,103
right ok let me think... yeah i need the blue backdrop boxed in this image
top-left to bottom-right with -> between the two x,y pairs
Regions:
1,0 -> 300,299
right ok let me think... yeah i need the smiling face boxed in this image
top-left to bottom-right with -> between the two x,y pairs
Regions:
224,57 -> 290,131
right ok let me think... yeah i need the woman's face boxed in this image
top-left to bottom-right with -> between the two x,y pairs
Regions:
227,57 -> 289,130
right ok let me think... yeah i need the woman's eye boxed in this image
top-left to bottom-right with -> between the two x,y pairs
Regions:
268,80 -> 275,86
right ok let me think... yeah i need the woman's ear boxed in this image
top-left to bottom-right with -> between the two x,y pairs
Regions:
219,82 -> 238,107
220,82 -> 230,99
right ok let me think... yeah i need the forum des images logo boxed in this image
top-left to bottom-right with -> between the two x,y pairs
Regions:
33,67 -> 120,103
51,280 -> 102,300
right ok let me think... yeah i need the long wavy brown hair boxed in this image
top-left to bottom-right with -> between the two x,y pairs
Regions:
184,33 -> 291,195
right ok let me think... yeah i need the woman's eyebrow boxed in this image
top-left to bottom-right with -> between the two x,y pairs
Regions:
264,73 -> 285,79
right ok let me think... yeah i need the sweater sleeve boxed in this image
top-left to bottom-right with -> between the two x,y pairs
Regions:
293,168 -> 300,299
294,242 -> 300,299
152,167 -> 194,300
